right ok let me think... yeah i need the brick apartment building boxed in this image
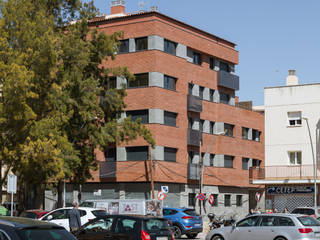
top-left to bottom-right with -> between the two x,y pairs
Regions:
47,0 -> 264,217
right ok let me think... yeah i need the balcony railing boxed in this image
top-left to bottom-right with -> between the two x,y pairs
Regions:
99,161 -> 117,178
188,163 -> 200,180
188,128 -> 202,146
187,95 -> 202,113
250,165 -> 320,180
217,71 -> 239,90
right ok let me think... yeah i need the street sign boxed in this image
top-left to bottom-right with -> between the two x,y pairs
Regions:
197,193 -> 206,201
208,194 -> 215,205
255,192 -> 261,202
161,186 -> 169,193
157,191 -> 166,201
7,174 -> 17,194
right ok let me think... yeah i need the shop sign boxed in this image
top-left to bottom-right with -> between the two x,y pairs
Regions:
267,186 -> 314,195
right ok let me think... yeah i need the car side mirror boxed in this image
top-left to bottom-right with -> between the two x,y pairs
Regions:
47,215 -> 53,220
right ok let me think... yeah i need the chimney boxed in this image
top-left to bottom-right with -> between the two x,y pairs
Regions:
286,69 -> 299,86
111,0 -> 126,15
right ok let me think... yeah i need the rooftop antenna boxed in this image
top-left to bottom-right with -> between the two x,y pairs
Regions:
138,1 -> 145,12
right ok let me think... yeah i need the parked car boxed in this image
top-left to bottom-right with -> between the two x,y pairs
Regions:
292,207 -> 320,218
19,209 -> 49,219
39,207 -> 107,231
0,216 -> 76,240
74,214 -> 175,240
162,207 -> 202,239
205,213 -> 320,240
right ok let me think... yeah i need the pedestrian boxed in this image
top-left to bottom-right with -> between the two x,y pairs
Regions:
273,208 -> 279,213
68,202 -> 81,232
247,208 -> 255,216
283,207 -> 289,213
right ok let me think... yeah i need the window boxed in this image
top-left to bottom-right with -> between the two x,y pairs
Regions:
237,216 -> 260,227
126,110 -> 149,123
164,111 -> 177,126
220,61 -> 230,72
236,195 -> 242,207
209,154 -> 215,166
118,39 -> 129,53
129,73 -> 148,88
115,218 -> 138,233
252,159 -> 261,167
105,148 -> 116,162
260,216 -> 277,227
135,37 -> 148,51
224,194 -> 231,207
242,127 -> 249,140
289,151 -> 301,165
278,217 -> 295,226
164,75 -> 176,91
164,39 -> 177,55
242,158 -> 249,170
126,146 -> 148,161
84,218 -> 114,232
287,111 -> 302,126
252,129 -> 261,141
220,92 -> 230,104
210,57 -> 214,70
163,209 -> 178,216
224,123 -> 234,137
107,77 -> 117,89
188,193 -> 196,207
199,119 -> 204,132
188,117 -> 194,129
224,155 -> 234,168
210,121 -> 215,134
164,147 -> 177,162
193,52 -> 201,65
199,86 -> 204,99
210,89 -> 215,102
188,83 -> 193,95
188,151 -> 199,164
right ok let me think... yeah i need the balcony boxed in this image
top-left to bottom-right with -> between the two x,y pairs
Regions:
250,165 -> 320,181
188,128 -> 202,146
187,95 -> 202,113
188,163 -> 200,180
99,161 -> 116,178
217,71 -> 239,90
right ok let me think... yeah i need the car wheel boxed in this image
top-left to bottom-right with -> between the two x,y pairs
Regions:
186,233 -> 198,239
173,225 -> 182,239
211,235 -> 224,240
275,237 -> 287,240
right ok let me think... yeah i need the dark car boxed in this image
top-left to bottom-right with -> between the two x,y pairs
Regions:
162,207 -> 203,239
74,214 -> 175,240
0,216 -> 76,240
19,209 -> 49,219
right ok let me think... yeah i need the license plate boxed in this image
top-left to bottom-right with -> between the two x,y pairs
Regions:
157,237 -> 168,240
194,223 -> 201,227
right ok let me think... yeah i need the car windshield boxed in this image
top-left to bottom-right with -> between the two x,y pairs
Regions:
292,208 -> 314,215
92,210 -> 107,217
17,228 -> 75,240
297,216 -> 320,226
183,209 -> 198,216
144,219 -> 169,231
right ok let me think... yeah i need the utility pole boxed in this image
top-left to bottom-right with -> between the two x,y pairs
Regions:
199,140 -> 202,215
149,145 -> 155,199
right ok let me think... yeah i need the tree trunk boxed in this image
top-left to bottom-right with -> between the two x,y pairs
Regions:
57,181 -> 63,208
34,184 -> 45,209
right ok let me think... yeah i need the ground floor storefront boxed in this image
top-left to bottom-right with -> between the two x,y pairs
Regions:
265,184 -> 320,212
44,182 -> 262,220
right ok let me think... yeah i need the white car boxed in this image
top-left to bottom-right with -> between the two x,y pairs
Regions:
39,207 -> 106,231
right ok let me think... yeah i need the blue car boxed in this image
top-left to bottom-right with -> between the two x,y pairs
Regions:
163,207 -> 203,239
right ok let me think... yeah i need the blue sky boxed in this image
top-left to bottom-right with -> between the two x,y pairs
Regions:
91,0 -> 320,105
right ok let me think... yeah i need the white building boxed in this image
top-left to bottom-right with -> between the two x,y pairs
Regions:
251,70 -> 320,211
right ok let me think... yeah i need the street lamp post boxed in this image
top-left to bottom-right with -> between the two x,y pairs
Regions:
199,131 -> 225,215
302,117 -> 317,210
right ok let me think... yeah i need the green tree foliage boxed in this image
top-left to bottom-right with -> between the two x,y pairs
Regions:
0,0 -> 154,205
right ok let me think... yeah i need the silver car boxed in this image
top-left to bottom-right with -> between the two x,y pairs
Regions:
205,213 -> 320,240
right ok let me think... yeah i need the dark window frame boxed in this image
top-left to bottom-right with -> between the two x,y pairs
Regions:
242,157 -> 249,170
164,111 -> 177,127
126,109 -> 149,124
129,73 -> 149,88
188,193 -> 196,207
164,75 -> 177,91
164,147 -> 177,162
242,127 -> 249,140
224,155 -> 234,168
224,194 -> 231,207
224,123 -> 234,137
126,146 -> 149,161
118,39 -> 129,53
236,195 -> 242,207
135,37 -> 148,51
164,39 -> 177,55
209,57 -> 214,70
220,92 -> 230,105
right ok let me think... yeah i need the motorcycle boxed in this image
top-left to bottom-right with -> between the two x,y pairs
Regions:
207,213 -> 224,230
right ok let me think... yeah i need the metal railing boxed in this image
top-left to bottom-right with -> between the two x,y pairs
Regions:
249,165 -> 320,180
